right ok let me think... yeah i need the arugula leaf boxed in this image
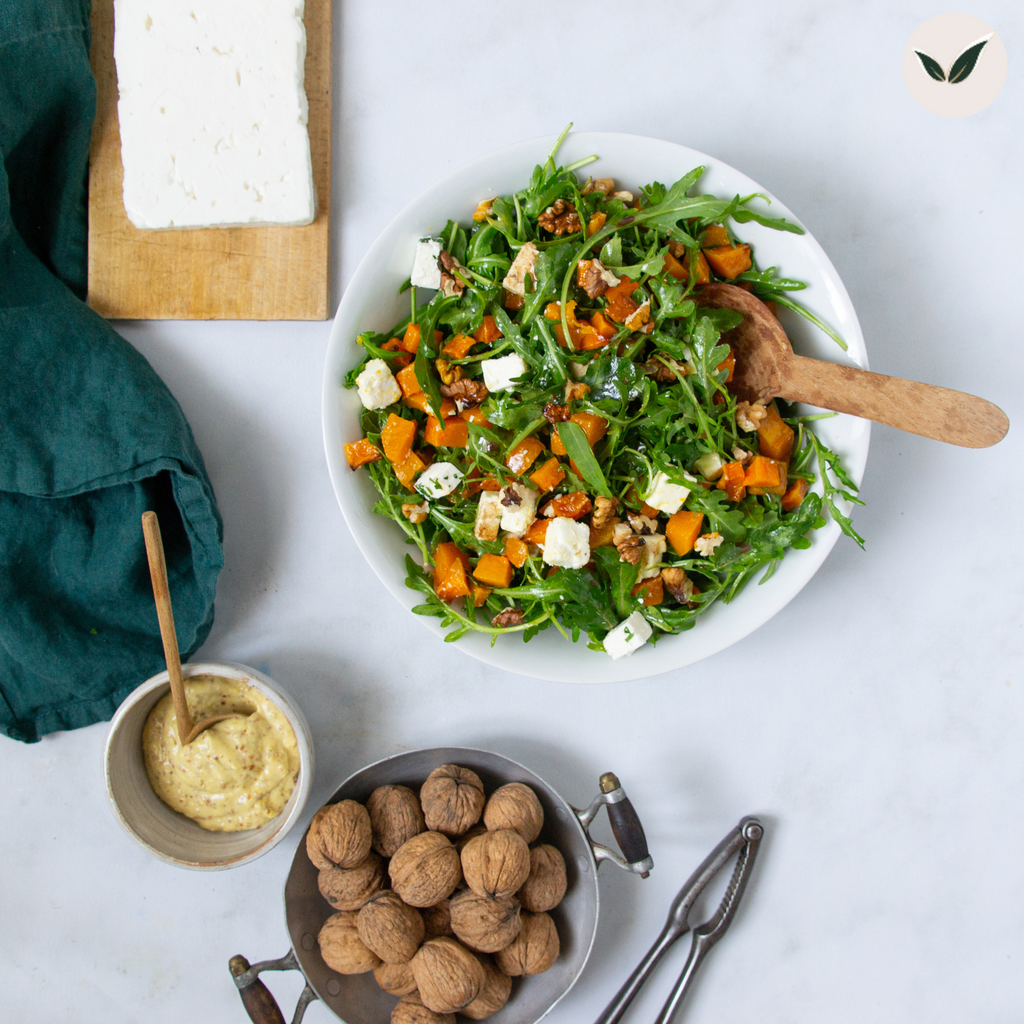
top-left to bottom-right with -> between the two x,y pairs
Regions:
592,547 -> 639,619
556,421 -> 612,498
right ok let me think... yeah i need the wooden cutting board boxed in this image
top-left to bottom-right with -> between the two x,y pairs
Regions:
87,0 -> 331,320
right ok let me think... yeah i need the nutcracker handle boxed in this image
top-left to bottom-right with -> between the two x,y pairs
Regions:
575,772 -> 654,877
229,952 -> 318,1024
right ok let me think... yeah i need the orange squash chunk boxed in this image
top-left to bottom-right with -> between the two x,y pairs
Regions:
632,576 -> 664,607
701,224 -> 730,248
529,457 -> 566,494
744,455 -> 783,490
717,347 -> 735,382
604,276 -> 639,323
473,315 -> 503,345
523,519 -> 549,546
504,536 -> 529,568
504,289 -> 525,311
506,436 -> 545,475
473,554 -> 514,589
545,299 -> 598,350
586,211 -> 607,238
441,333 -> 476,359
471,584 -> 491,607
459,405 -> 492,427
381,413 -> 417,465
546,491 -> 592,520
664,250 -> 687,282
588,310 -> 618,340
393,450 -> 426,491
704,244 -> 752,280
344,438 -> 383,470
589,516 -> 620,549
424,415 -> 469,449
757,404 -> 795,462
434,542 -> 471,601
380,337 -> 413,367
573,411 -> 608,447
781,478 -> 809,511
666,511 -> 704,556
396,363 -> 422,399
716,461 -> 747,502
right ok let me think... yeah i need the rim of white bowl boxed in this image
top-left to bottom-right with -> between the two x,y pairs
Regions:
104,661 -> 314,869
323,131 -> 870,684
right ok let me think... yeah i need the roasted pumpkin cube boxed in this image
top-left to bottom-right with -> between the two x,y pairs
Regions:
757,403 -> 795,462
665,510 -> 704,556
506,436 -> 545,475
344,438 -> 383,470
381,413 -> 417,465
473,554 -> 515,589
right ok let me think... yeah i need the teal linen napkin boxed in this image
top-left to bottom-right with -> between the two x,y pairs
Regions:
0,0 -> 224,742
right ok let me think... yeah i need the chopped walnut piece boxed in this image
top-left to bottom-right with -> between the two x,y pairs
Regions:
591,495 -> 620,530
492,608 -> 525,628
694,532 -> 724,558
438,250 -> 467,297
538,199 -> 582,235
441,378 -> 488,408
624,299 -> 651,332
735,401 -> 768,432
502,240 -> 539,297
501,486 -> 522,508
401,502 -> 429,524
543,402 -> 571,423
667,240 -> 687,258
661,567 -> 695,603
582,177 -> 615,196
616,534 -> 646,565
564,380 -> 590,402
732,446 -> 754,465
611,522 -> 633,546
609,190 -> 634,203
641,356 -> 687,382
435,358 -> 463,386
627,512 -> 659,536
578,259 -> 621,299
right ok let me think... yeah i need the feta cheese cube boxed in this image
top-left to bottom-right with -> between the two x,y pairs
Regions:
114,0 -> 314,230
410,238 -> 441,289
415,462 -> 464,499
645,470 -> 695,515
693,452 -> 724,481
474,490 -> 503,542
542,517 -> 591,569
603,611 -> 653,659
501,241 -> 538,296
356,358 -> 402,410
482,353 -> 528,393
498,482 -> 539,537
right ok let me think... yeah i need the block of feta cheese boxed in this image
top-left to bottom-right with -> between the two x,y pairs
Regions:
603,611 -> 653,660
356,359 -> 402,410
415,462 -> 464,499
113,0 -> 314,229
542,517 -> 590,569
474,490 -> 503,543
410,238 -> 442,289
499,482 -> 539,537
482,353 -> 528,393
644,470 -> 695,515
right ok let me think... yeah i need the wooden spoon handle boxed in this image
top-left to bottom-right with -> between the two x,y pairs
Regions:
141,511 -> 193,744
781,354 -> 1009,448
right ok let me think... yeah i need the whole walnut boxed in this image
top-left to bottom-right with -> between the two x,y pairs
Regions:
357,889 -> 426,964
449,890 -> 522,954
422,899 -> 453,939
307,800 -> 373,869
454,823 -> 487,854
461,954 -> 513,1020
374,959 -> 418,997
516,844 -> 567,912
318,851 -> 384,911
420,765 -> 485,837
390,831 -> 462,907
391,992 -> 455,1024
318,911 -> 381,974
461,829 -> 531,899
411,937 -> 486,1014
367,784 -> 426,857
494,911 -> 560,976
483,783 -> 544,844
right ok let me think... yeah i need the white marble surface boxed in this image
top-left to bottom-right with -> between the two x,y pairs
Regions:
3,1 -> 1022,1021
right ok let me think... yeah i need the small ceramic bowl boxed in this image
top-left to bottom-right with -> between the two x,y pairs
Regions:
104,661 -> 314,870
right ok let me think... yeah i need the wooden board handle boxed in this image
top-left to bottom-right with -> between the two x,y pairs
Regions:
782,354 -> 1009,448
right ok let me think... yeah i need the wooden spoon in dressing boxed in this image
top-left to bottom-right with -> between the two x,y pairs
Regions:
141,511 -> 237,745
697,283 -> 1009,448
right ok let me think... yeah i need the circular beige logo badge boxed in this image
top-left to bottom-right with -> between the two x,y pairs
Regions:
902,13 -> 1007,117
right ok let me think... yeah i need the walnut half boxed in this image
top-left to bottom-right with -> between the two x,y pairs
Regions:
538,199 -> 582,236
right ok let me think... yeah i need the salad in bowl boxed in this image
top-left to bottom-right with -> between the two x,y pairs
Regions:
324,130 -> 868,680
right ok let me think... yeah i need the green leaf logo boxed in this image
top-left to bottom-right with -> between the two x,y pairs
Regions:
914,32 -> 994,85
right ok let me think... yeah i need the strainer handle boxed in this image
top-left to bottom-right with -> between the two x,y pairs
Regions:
229,952 -> 318,1024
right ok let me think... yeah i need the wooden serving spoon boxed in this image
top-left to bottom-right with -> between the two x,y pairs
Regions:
697,283 -> 1009,448
141,511 -> 236,745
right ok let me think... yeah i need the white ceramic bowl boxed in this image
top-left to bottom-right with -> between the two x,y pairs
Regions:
104,661 -> 314,869
323,132 -> 870,683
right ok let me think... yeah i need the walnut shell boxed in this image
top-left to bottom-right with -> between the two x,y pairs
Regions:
461,829 -> 531,899
422,899 -> 453,939
391,992 -> 455,1024
318,851 -> 384,911
461,954 -> 513,1020
411,937 -> 486,1014
516,844 -> 567,912
374,959 -> 418,996
420,765 -> 485,837
390,831 -> 462,908
449,890 -> 522,954
318,911 -> 381,974
307,800 -> 373,869
494,911 -> 559,976
454,823 -> 487,854
368,784 -> 426,857
483,783 -> 544,844
357,889 -> 426,964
